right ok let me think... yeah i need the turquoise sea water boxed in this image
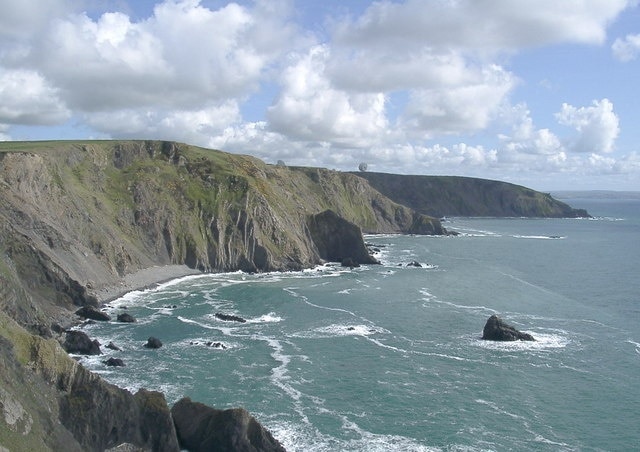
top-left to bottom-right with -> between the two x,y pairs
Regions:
82,196 -> 640,451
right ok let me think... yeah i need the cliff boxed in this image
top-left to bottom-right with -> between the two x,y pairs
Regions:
353,172 -> 590,218
0,140 -> 444,451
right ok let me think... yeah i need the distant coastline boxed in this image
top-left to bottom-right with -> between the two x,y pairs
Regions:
552,190 -> 640,200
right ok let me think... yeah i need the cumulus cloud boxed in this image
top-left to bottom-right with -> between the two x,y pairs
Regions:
556,99 -> 619,153
612,33 -> 640,61
0,68 -> 70,124
400,65 -> 516,137
267,45 -> 389,147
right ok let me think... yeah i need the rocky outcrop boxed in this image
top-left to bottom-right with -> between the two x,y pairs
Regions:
482,315 -> 535,341
307,210 -> 378,266
354,172 -> 590,218
0,311 -> 180,451
76,306 -> 111,322
116,313 -> 136,323
62,330 -> 102,355
215,313 -> 247,323
171,397 -> 286,452
144,337 -> 163,349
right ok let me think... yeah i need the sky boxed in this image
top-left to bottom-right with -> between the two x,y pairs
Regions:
1,0 -> 640,191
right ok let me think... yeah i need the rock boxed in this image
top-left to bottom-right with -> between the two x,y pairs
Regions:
75,306 -> 111,322
307,210 -> 379,266
106,341 -> 121,351
482,315 -> 535,341
63,330 -> 102,355
144,337 -> 163,349
407,260 -> 422,267
171,397 -> 286,452
215,312 -> 247,323
206,341 -> 227,349
341,257 -> 360,268
117,312 -> 136,323
103,357 -> 125,367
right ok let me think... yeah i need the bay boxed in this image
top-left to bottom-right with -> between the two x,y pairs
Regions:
82,195 -> 640,451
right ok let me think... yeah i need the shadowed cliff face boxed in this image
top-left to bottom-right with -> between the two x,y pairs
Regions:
354,172 -> 590,218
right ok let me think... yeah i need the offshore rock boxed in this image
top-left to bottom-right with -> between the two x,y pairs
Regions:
171,397 -> 286,452
307,210 -> 378,266
103,357 -> 125,367
482,315 -> 535,341
215,313 -> 247,323
63,330 -> 102,355
116,312 -> 136,323
144,337 -> 163,349
75,306 -> 111,322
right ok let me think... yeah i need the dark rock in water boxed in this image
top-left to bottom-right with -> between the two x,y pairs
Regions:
63,330 -> 102,355
117,312 -> 136,323
307,209 -> 379,266
144,336 -> 163,349
407,260 -> 422,267
341,257 -> 360,268
106,341 -> 121,351
215,312 -> 247,323
103,357 -> 125,367
75,306 -> 111,322
482,315 -> 535,341
171,397 -> 286,452
206,341 -> 227,349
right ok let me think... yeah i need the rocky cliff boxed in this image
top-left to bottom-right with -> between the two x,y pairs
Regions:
0,140 -> 445,451
354,172 -> 590,218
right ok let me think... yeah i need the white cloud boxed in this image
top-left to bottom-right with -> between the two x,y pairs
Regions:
0,0 -> 70,39
86,101 -> 241,145
612,33 -> 640,61
556,99 -> 620,153
332,0 -> 631,52
267,45 -> 389,147
400,65 -> 515,137
0,68 -> 70,124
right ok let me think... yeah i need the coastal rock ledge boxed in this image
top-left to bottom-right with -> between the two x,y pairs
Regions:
482,315 -> 535,341
171,397 -> 286,452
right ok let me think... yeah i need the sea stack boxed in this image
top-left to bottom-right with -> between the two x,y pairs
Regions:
482,315 -> 535,341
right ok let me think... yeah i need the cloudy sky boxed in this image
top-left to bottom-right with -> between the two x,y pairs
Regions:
1,0 -> 639,190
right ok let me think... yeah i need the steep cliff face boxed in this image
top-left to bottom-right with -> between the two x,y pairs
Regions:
0,311 -> 179,451
1,140 -> 446,451
0,141 -> 443,325
354,172 -> 590,218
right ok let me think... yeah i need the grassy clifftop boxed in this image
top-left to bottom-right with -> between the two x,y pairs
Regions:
354,172 -> 589,218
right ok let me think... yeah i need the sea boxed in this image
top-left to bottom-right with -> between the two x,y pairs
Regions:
81,193 -> 640,451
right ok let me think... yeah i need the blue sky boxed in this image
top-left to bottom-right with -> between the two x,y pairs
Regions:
1,0 -> 639,190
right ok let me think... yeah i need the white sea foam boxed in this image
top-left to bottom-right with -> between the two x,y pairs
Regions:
473,332 -> 569,351
248,312 -> 283,323
268,418 -> 438,452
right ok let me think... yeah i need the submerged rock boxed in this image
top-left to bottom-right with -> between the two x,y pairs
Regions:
144,336 -> 163,349
482,315 -> 535,341
103,357 -> 125,367
171,397 -> 286,452
215,312 -> 247,323
75,306 -> 111,322
63,330 -> 102,355
106,341 -> 121,351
